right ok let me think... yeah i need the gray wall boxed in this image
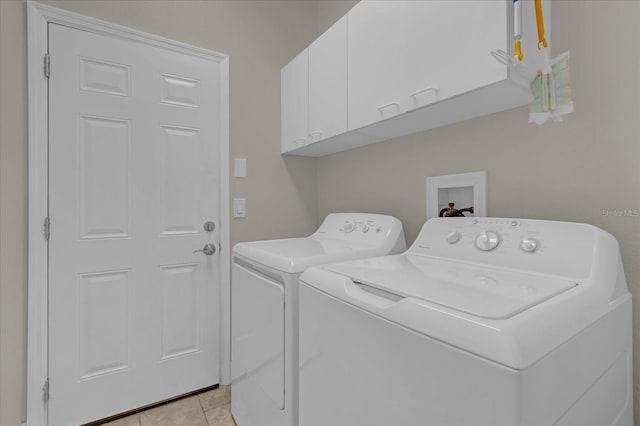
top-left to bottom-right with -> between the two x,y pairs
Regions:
0,1 -> 319,424
316,0 -> 640,420
0,2 -> 29,425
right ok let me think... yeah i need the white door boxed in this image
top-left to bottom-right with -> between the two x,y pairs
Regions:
48,23 -> 221,425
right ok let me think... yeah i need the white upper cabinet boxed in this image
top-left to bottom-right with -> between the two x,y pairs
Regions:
282,0 -> 549,157
348,0 -> 508,131
281,16 -> 347,153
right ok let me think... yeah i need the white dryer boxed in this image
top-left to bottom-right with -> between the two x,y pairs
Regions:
299,217 -> 633,426
231,213 -> 406,426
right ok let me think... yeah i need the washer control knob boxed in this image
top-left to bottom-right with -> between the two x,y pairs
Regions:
445,231 -> 461,244
343,220 -> 356,233
475,231 -> 500,251
362,223 -> 370,233
520,238 -> 539,253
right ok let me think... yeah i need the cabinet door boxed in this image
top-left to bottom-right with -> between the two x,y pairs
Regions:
404,1 -> 507,109
309,15 -> 347,143
281,49 -> 309,153
347,1 -> 409,131
348,1 -> 507,132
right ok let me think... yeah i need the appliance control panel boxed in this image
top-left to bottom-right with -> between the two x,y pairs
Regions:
409,218 -> 599,278
312,213 -> 405,247
340,218 -> 381,234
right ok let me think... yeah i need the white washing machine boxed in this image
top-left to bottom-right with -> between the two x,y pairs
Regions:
299,217 -> 633,426
231,213 -> 406,426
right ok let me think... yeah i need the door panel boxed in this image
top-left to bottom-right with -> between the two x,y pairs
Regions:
79,57 -> 130,96
78,270 -> 130,379
160,73 -> 200,108
159,125 -> 201,235
48,23 -> 220,425
78,115 -> 131,239
160,263 -> 200,360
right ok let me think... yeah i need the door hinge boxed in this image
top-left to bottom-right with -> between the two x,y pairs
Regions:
42,378 -> 50,402
43,216 -> 50,241
44,53 -> 50,79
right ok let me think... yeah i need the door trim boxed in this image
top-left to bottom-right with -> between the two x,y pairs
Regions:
26,2 -> 230,425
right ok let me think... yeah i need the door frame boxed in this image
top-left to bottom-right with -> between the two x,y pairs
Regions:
26,2 -> 231,424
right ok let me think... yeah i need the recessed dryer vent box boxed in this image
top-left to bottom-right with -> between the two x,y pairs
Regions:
426,171 -> 487,220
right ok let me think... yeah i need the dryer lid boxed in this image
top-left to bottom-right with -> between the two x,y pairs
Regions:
323,254 -> 577,319
233,237 -> 377,274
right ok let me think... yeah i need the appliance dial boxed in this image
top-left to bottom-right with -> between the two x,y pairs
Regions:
445,231 -> 461,244
475,231 -> 500,251
362,223 -> 370,233
520,238 -> 539,253
343,220 -> 356,233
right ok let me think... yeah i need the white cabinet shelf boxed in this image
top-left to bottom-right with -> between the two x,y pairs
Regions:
282,0 -> 549,157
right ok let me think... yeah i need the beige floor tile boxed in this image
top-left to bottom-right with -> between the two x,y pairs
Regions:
199,386 -> 231,412
101,414 -> 141,426
204,403 -> 235,426
140,395 -> 208,426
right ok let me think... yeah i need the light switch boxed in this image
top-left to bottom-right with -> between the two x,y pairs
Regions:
234,158 -> 247,178
233,198 -> 246,218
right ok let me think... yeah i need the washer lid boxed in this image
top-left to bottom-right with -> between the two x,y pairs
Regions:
233,237 -> 376,274
323,254 -> 577,319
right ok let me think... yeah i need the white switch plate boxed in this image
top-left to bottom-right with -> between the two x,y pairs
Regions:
234,158 -> 247,178
233,198 -> 246,218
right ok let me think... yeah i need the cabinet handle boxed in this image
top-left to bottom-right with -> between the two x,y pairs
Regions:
409,87 -> 439,99
294,138 -> 307,148
376,102 -> 400,118
490,49 -> 518,66
309,131 -> 323,142
407,87 -> 439,113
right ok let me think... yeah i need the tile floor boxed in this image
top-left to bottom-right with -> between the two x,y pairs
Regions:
100,386 -> 235,426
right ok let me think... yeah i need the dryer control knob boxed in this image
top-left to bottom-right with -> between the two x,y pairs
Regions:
475,231 -> 500,251
445,231 -> 461,244
343,220 -> 356,233
520,238 -> 539,253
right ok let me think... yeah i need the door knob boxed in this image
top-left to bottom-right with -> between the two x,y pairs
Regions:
194,243 -> 216,256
